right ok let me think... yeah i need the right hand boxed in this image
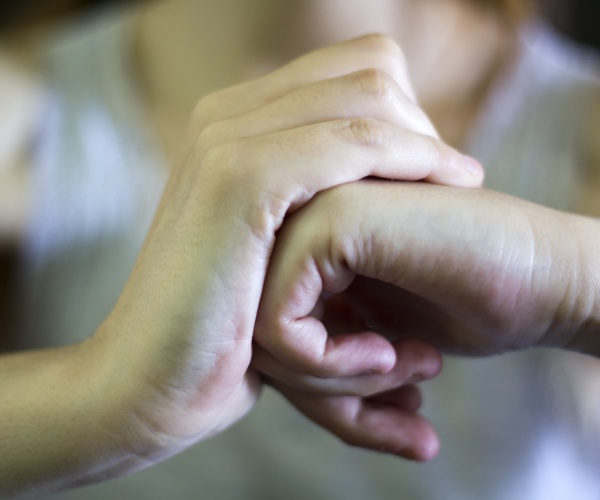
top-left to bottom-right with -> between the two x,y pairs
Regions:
88,34 -> 482,472
253,180 -> 600,461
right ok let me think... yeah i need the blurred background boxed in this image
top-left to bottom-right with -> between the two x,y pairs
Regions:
541,0 -> 600,49
0,1 -> 599,499
0,0 -> 599,47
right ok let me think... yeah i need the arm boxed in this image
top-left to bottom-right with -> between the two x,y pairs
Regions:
0,35 -> 481,497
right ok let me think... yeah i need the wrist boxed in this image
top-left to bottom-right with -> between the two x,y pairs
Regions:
0,334 -> 154,496
88,319 -> 191,463
549,213 -> 600,355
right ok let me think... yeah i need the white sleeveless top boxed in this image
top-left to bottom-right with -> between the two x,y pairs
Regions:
20,9 -> 600,500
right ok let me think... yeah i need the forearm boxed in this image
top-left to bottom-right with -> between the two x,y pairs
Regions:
0,336 -> 145,498
557,212 -> 600,356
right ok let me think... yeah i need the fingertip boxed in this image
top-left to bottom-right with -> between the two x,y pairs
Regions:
396,424 -> 440,462
449,157 -> 485,188
393,338 -> 443,380
415,428 -> 440,462
462,155 -> 484,181
428,153 -> 485,189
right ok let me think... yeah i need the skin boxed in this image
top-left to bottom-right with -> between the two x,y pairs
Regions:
0,0 -> 504,238
0,0 -> 499,492
0,35 -> 482,497
242,0 -> 600,461
3,0 -> 597,493
253,181 -> 600,458
134,0 -> 510,157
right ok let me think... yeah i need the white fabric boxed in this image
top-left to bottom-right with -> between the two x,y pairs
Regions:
19,9 -> 600,500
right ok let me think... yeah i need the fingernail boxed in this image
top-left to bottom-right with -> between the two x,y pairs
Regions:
463,156 -> 482,176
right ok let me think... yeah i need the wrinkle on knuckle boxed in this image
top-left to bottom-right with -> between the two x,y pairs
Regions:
355,68 -> 396,107
236,177 -> 292,242
339,117 -> 388,152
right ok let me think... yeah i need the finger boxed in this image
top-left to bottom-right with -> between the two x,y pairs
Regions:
253,338 -> 442,396
273,384 -> 440,461
226,119 -> 482,214
275,34 -> 418,103
185,119 -> 480,243
202,68 -> 437,146
258,328 -> 397,378
368,384 -> 423,413
193,34 -> 420,130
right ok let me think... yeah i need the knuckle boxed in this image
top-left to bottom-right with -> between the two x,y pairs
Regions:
203,140 -> 284,239
217,137 -> 293,225
191,94 -> 218,126
203,141 -> 235,168
202,140 -> 246,182
206,139 -> 272,193
424,135 -> 444,161
191,88 -> 235,129
360,33 -> 407,72
360,33 -> 403,57
354,68 -> 396,106
195,121 -> 224,154
340,117 -> 388,150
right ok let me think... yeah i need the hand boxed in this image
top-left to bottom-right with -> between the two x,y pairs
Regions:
80,35 -> 481,478
254,180 -> 600,459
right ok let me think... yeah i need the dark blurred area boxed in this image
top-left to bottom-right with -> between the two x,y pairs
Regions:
540,0 -> 600,49
0,249 -> 18,352
0,0 -> 133,32
0,0 -> 598,49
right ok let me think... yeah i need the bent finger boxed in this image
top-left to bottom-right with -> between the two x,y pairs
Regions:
253,338 -> 442,396
231,119 -> 483,214
273,383 -> 440,461
193,34 -> 420,130
202,68 -> 437,147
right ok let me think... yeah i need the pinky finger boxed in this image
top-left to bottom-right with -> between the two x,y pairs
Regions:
272,382 -> 440,461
